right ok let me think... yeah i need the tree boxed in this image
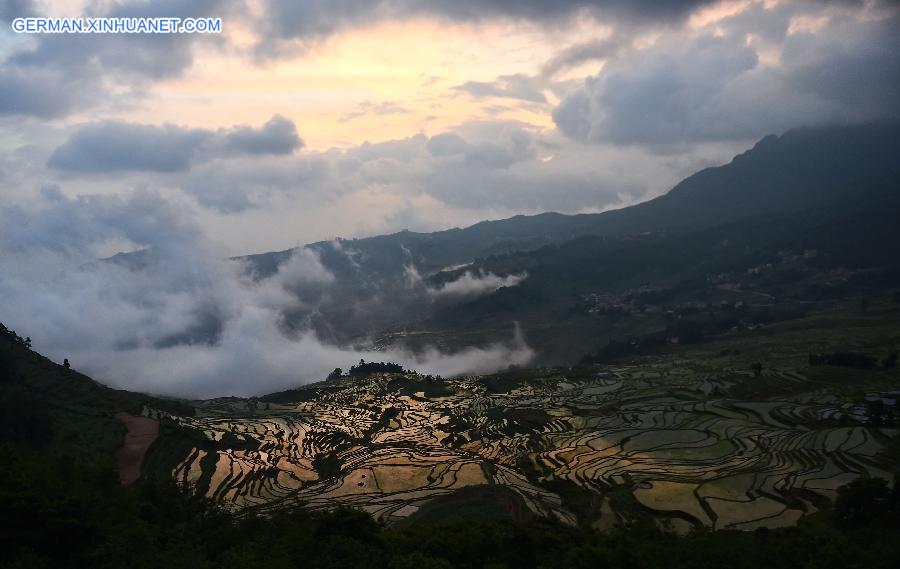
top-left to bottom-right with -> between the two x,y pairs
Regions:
63,359 -> 70,370
348,361 -> 405,376
327,368 -> 343,381
834,477 -> 891,527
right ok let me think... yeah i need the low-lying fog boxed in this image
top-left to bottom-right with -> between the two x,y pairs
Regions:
0,190 -> 533,398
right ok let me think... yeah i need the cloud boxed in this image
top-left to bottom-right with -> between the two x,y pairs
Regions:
268,247 -> 336,289
9,0 -> 226,77
539,37 -> 621,79
48,116 -> 304,174
554,33 -> 759,146
427,126 -> 535,168
4,108 -> 737,248
0,189 -> 534,397
553,3 -> 900,147
0,0 -> 229,118
0,188 -> 201,257
141,118 -> 711,223
47,122 -> 212,173
177,119 -> 646,216
254,0 -> 719,57
175,153 -> 338,213
0,0 -> 34,22
404,323 -> 534,377
339,100 -> 412,122
455,74 -> 548,103
428,271 -> 528,297
222,115 -> 305,155
0,67 -> 90,119
415,0 -> 716,23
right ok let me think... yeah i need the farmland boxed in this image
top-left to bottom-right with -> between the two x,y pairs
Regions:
150,305 -> 900,530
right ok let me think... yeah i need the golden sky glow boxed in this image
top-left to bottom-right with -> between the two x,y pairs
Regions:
116,2 -> 765,150
42,1 -> 786,151
119,18 -> 608,149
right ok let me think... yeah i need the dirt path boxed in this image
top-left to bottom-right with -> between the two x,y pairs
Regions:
115,412 -> 159,486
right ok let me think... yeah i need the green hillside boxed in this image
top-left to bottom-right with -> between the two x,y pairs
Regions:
0,324 -> 194,456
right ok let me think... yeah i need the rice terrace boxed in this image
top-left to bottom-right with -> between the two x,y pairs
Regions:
148,304 -> 900,531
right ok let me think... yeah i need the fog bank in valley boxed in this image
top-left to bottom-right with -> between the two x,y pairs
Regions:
0,190 -> 533,398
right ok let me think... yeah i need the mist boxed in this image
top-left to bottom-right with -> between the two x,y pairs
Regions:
427,270 -> 528,297
0,190 -> 534,398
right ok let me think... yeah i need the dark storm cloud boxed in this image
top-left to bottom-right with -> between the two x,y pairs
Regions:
48,116 -> 305,174
222,115 -> 305,156
255,0 -> 718,57
552,7 -> 900,147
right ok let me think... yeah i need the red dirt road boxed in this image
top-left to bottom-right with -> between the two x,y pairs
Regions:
115,412 -> 159,486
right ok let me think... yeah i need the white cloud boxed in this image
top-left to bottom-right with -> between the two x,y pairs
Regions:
427,271 -> 528,297
0,189 -> 534,397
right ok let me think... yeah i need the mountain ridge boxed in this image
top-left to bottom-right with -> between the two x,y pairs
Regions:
241,121 -> 899,279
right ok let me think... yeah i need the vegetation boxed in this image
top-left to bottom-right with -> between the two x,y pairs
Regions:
348,360 -> 407,376
2,437 -> 899,568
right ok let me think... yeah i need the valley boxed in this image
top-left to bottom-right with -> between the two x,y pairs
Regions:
149,300 -> 900,529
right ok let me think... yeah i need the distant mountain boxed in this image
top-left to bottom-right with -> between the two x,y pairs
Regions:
106,122 -> 900,358
413,183 -> 900,363
586,121 -> 900,235
243,122 -> 900,280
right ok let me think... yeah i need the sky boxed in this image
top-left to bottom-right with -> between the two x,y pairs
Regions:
0,0 -> 898,396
